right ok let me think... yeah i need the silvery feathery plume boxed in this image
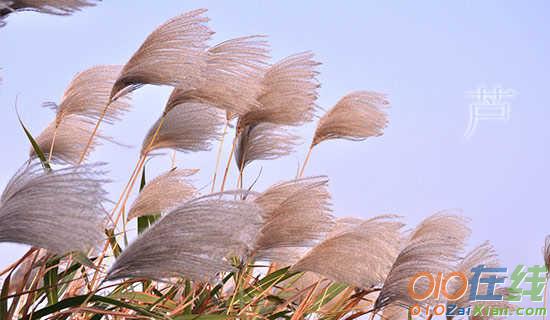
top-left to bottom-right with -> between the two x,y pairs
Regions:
312,91 -> 389,147
374,212 -> 470,311
0,162 -> 108,254
292,215 -> 404,288
109,9 -> 212,101
31,115 -> 105,164
251,176 -> 333,264
235,123 -> 300,170
127,168 -> 198,221
237,52 -> 320,131
107,192 -> 264,282
164,35 -> 270,115
0,0 -> 96,22
141,102 -> 224,155
43,65 -> 131,125
447,242 -> 500,318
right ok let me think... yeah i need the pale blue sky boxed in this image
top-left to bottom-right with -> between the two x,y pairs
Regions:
0,0 -> 549,279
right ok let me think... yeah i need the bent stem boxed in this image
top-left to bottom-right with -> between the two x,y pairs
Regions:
47,124 -> 58,163
211,121 -> 228,192
298,145 -> 314,178
88,116 -> 166,291
78,102 -> 110,165
220,134 -> 237,192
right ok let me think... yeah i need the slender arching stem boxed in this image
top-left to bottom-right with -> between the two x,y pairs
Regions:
78,102 -> 110,165
211,121 -> 229,192
88,115 -> 166,291
220,134 -> 237,192
47,124 -> 58,163
298,145 -> 314,178
236,144 -> 247,190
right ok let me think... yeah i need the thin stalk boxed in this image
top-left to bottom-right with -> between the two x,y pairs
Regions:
171,150 -> 177,168
47,124 -> 58,163
211,121 -> 229,192
298,145 -> 313,178
227,260 -> 249,315
78,102 -> 110,165
290,280 -> 321,320
220,134 -> 237,192
88,115 -> 166,291
0,248 -> 36,277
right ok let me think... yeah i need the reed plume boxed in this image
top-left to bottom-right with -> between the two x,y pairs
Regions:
374,213 -> 470,311
447,241 -> 499,317
109,9 -> 212,100
237,52 -> 320,130
252,176 -> 333,263
0,0 -> 96,18
107,193 -> 264,282
312,91 -> 389,147
45,65 -> 131,125
127,168 -> 198,221
165,35 -> 270,115
0,162 -> 108,254
292,216 -> 403,288
31,115 -> 103,164
299,91 -> 388,177
235,123 -> 300,170
141,102 -> 224,155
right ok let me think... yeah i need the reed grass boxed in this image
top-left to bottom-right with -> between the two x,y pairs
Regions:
0,5 -> 501,320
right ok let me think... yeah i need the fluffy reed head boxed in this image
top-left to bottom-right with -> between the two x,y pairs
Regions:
107,193 -> 264,282
45,65 -> 131,125
0,162 -> 108,254
292,215 -> 404,288
127,168 -> 198,221
165,35 -> 270,115
312,91 -> 389,147
110,9 -> 212,101
374,212 -> 470,311
252,176 -> 333,263
449,241 -> 499,311
237,52 -> 320,131
1,0 -> 97,16
235,123 -> 300,170
31,115 -> 104,164
141,102 -> 224,155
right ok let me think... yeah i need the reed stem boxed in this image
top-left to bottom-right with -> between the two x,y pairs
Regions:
211,121 -> 228,192
78,103 -> 109,165
220,134 -> 237,192
298,145 -> 313,178
47,124 -> 58,163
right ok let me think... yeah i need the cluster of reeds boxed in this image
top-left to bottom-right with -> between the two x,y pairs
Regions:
1,3 -> 505,320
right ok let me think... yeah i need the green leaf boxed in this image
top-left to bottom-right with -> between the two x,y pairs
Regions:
238,267 -> 297,304
137,163 -> 161,234
43,257 -> 60,305
17,115 -> 50,170
309,282 -> 348,311
1,272 -> 11,318
24,295 -> 166,320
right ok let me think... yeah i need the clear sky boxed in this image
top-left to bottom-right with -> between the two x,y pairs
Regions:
0,0 -> 549,277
